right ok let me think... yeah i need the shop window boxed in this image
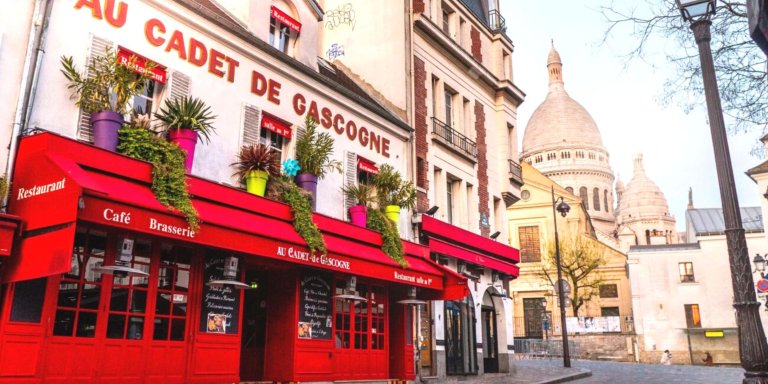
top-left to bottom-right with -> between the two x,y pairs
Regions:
599,284 -> 618,298
685,304 -> 701,328
53,229 -> 107,337
679,262 -> 695,283
107,238 -> 151,340
154,244 -> 192,341
445,294 -> 477,374
269,6 -> 301,55
518,225 -> 540,263
334,280 -> 386,351
10,277 -> 47,323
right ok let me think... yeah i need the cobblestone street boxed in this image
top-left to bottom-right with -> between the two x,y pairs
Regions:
513,359 -> 745,384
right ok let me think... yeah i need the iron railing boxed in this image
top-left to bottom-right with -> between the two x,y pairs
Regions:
513,314 -> 634,338
488,10 -> 506,33
508,159 -> 522,185
514,339 -> 578,360
431,117 -> 477,160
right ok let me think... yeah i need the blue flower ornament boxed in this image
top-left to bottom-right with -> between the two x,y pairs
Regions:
282,158 -> 301,177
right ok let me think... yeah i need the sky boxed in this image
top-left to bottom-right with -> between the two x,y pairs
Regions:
500,0 -> 762,231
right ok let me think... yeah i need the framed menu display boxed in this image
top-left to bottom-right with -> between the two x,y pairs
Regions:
298,271 -> 332,340
199,253 -> 240,334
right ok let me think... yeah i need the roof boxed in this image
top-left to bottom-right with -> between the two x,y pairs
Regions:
686,207 -> 764,236
174,0 -> 411,132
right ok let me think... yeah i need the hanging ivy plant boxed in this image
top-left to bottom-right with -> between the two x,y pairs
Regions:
117,123 -> 199,231
266,176 -> 326,255
367,207 -> 407,267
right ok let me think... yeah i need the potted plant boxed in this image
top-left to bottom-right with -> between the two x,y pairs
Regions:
294,115 -> 341,209
342,182 -> 374,227
374,164 -> 417,223
154,96 -> 217,173
61,47 -> 155,152
231,143 -> 281,197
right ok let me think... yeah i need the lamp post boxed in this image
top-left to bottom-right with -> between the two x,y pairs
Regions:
551,186 -> 571,368
677,1 -> 768,382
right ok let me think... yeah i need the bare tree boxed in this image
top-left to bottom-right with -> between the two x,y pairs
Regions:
601,1 -> 767,142
538,236 -> 607,316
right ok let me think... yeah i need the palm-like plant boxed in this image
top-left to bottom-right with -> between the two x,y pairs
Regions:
60,47 -> 155,114
342,182 -> 375,207
374,164 -> 416,209
231,143 -> 281,179
154,96 -> 217,143
295,115 -> 341,179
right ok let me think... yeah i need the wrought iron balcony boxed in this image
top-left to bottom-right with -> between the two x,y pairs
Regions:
488,10 -> 506,33
431,117 -> 477,160
508,159 -> 522,186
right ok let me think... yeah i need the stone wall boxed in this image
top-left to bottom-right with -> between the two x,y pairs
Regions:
568,334 -> 634,362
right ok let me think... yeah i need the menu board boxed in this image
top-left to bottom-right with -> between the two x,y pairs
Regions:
298,271 -> 333,340
199,254 -> 240,334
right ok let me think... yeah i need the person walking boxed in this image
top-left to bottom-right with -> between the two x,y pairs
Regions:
703,351 -> 713,366
660,350 -> 672,365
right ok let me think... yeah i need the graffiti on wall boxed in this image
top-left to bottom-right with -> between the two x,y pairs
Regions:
325,3 -> 356,30
326,43 -> 345,61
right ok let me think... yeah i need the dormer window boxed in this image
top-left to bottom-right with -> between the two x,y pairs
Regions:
270,6 -> 301,54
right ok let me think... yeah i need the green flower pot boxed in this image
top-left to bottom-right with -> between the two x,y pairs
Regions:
384,205 -> 401,223
245,170 -> 269,196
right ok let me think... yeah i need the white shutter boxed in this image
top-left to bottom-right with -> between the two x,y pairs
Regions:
76,35 -> 113,143
344,151 -> 358,216
166,71 -> 190,102
242,104 -> 261,147
291,124 -> 306,160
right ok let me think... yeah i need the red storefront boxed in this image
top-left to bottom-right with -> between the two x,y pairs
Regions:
0,132 -> 467,383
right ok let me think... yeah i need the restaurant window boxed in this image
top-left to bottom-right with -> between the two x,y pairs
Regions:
10,277 -> 47,323
679,262 -> 695,283
107,238 -> 151,340
445,294 -> 477,375
53,229 -> 107,337
334,280 -> 386,351
269,6 -> 300,55
154,244 -> 191,341
685,304 -> 701,328
599,284 -> 618,298
519,225 -> 540,263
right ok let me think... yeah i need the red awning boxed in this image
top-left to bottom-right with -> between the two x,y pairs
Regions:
357,156 -> 379,174
117,46 -> 167,84
5,133 -> 466,299
421,215 -> 520,278
270,6 -> 301,33
261,112 -> 292,139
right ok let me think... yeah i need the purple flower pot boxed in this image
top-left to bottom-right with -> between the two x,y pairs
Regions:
168,128 -> 198,173
348,205 -> 367,227
295,173 -> 318,210
90,111 -> 123,152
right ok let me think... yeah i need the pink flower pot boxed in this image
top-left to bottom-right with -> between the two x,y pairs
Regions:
168,128 -> 198,173
348,205 -> 367,227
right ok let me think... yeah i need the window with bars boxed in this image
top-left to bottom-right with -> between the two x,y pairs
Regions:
518,226 -> 541,263
153,244 -> 191,341
53,229 -> 107,337
599,284 -> 618,298
679,262 -> 695,283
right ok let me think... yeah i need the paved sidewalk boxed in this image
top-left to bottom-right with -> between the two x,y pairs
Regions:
421,360 -> 591,384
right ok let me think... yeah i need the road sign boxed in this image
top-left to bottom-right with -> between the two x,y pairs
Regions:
757,279 -> 768,293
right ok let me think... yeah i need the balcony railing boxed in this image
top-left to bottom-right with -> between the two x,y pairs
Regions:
488,10 -> 506,33
508,159 -> 522,186
431,117 -> 477,160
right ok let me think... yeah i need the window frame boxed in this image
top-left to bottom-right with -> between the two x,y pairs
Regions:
518,225 -> 541,263
685,304 -> 702,328
599,284 -> 619,299
679,262 -> 695,283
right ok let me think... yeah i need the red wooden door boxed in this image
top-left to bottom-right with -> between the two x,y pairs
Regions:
333,281 -> 387,380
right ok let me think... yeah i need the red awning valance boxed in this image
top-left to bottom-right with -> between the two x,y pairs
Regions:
117,46 -> 167,84
357,156 -> 378,174
5,133 -> 466,300
270,6 -> 301,33
261,113 -> 292,139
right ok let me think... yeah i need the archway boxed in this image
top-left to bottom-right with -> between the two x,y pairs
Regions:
481,288 -> 499,373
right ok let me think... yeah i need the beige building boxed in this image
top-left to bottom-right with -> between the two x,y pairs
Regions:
507,163 -> 632,355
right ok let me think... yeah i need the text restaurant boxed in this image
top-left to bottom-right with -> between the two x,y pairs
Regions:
0,3 -> 467,383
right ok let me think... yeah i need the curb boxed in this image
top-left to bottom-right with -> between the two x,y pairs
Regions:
533,368 -> 592,384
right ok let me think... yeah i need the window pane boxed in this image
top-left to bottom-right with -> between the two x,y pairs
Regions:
154,317 -> 170,340
127,316 -> 144,340
58,282 -> 80,308
76,312 -> 98,337
170,319 -> 185,341
80,284 -> 101,310
110,288 -> 129,311
131,290 -> 147,313
10,278 -> 47,323
156,293 -> 171,315
107,314 -> 126,339
53,310 -> 76,336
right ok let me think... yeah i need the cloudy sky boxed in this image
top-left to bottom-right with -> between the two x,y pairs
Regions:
500,0 -> 762,230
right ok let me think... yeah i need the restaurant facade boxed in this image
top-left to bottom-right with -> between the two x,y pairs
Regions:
0,0 -> 522,382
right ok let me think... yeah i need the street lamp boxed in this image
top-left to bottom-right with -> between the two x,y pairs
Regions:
677,1 -> 768,382
551,186 -> 571,368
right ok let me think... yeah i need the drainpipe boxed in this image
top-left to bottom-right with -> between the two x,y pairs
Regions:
5,0 -> 53,209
